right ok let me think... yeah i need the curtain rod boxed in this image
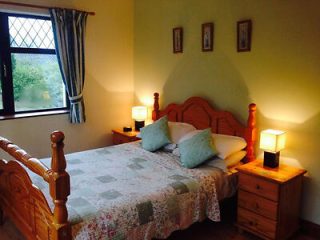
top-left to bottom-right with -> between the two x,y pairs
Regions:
0,1 -> 95,15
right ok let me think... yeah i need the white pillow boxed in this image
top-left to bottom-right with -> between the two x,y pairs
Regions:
168,121 -> 196,144
177,129 -> 202,143
211,133 -> 247,159
225,150 -> 246,167
175,130 -> 247,160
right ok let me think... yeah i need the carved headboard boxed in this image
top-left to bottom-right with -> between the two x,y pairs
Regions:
152,93 -> 257,162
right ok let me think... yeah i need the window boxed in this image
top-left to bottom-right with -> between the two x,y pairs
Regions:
0,13 -> 68,117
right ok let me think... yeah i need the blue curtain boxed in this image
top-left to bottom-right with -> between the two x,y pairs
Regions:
50,8 -> 88,123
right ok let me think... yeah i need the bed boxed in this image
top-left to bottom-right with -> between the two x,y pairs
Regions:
0,93 -> 257,240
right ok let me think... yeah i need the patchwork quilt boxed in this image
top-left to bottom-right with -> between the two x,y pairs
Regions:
29,142 -> 222,240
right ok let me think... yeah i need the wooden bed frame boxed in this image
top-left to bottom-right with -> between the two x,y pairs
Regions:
0,131 -> 70,240
0,93 -> 256,240
152,93 -> 257,162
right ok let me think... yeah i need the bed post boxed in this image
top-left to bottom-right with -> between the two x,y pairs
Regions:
152,92 -> 160,121
245,103 -> 257,162
49,131 -> 71,240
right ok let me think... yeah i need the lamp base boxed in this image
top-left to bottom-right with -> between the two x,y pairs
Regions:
263,151 -> 280,168
135,121 -> 145,131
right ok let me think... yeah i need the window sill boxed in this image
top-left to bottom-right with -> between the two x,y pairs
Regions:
0,109 -> 69,121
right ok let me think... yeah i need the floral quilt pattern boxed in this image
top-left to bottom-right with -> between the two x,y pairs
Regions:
29,142 -> 221,240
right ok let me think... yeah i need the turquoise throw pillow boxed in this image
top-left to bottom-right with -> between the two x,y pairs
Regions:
140,116 -> 171,151
178,129 -> 217,168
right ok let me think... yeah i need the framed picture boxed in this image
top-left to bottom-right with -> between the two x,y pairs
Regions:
202,22 -> 214,52
237,20 -> 252,52
173,27 -> 183,53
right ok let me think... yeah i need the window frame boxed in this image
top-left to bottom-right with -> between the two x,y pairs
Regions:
0,12 -> 69,117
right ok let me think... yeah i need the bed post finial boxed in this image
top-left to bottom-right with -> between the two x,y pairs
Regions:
49,131 -> 71,240
245,103 -> 257,162
152,92 -> 160,121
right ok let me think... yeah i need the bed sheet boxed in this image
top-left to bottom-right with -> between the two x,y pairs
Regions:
28,142 -> 235,240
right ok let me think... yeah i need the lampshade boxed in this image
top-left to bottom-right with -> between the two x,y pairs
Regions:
260,129 -> 286,152
132,106 -> 147,121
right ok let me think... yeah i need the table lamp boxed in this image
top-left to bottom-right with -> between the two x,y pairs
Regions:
259,129 -> 286,168
132,106 -> 147,131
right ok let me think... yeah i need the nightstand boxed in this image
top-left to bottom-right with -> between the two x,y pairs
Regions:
236,159 -> 306,240
112,129 -> 139,145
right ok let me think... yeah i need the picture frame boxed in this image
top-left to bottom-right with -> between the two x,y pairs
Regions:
173,27 -> 183,53
237,20 -> 252,52
202,22 -> 214,52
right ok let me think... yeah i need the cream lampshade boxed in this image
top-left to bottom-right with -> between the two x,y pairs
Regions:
260,129 -> 286,168
132,106 -> 147,131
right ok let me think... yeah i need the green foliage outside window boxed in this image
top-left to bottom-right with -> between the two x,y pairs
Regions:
12,54 -> 66,111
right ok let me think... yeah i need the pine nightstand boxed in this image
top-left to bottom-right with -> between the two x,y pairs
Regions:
236,159 -> 306,240
112,129 -> 140,145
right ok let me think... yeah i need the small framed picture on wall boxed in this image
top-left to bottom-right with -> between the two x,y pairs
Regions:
202,22 -> 214,52
237,20 -> 252,52
173,27 -> 183,53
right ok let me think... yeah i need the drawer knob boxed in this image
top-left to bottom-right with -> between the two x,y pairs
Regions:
256,184 -> 261,190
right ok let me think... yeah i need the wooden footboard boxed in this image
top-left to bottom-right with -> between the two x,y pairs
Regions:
0,131 -> 71,240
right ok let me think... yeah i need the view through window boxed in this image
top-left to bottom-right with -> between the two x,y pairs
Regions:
12,53 -> 66,111
0,13 -> 67,116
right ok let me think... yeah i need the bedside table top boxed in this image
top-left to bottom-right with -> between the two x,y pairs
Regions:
112,129 -> 140,138
237,159 -> 307,184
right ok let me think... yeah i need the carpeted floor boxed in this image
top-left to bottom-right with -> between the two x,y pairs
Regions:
167,219 -> 316,240
0,217 -> 316,240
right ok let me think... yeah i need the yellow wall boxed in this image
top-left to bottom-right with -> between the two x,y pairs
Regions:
134,0 -> 320,224
1,0 -> 319,226
0,0 -> 134,157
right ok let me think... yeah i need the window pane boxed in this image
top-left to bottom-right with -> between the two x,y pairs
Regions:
9,16 -> 55,49
12,53 -> 67,112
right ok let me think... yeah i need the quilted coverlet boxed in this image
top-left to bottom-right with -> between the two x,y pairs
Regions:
30,142 -> 221,240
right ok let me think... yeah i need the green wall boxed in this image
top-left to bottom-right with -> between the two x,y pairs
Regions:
0,0 -> 134,156
134,0 -> 320,224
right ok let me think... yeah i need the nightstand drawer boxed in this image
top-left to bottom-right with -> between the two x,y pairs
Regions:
238,207 -> 277,239
238,190 -> 278,221
239,173 -> 279,201
237,160 -> 306,240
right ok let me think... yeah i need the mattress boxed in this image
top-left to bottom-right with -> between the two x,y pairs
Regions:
27,142 -> 237,240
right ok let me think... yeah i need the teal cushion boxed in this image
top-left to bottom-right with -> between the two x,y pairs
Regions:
140,116 -> 171,151
178,129 -> 217,168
